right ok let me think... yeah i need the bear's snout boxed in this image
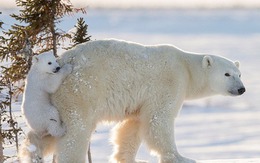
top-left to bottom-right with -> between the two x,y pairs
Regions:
53,67 -> 61,73
238,87 -> 246,95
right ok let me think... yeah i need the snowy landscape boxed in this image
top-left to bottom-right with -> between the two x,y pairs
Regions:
1,1 -> 260,163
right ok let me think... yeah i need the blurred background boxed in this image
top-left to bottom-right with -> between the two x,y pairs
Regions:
1,0 -> 260,162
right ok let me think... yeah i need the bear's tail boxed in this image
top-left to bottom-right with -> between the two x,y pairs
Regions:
19,130 -> 57,163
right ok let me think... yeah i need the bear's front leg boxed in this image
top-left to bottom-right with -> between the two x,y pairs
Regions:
46,64 -> 73,94
140,104 -> 195,163
47,106 -> 66,137
60,63 -> 73,76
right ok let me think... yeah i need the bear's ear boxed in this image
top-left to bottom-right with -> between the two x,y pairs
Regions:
32,56 -> 39,64
234,61 -> 240,68
202,55 -> 213,68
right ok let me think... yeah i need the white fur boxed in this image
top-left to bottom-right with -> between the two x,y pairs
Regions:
21,51 -> 72,137
19,131 -> 56,163
21,39 -> 245,163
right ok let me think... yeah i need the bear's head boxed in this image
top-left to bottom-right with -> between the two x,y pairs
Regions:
202,55 -> 245,96
32,51 -> 61,74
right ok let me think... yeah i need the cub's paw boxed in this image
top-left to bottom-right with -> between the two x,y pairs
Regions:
62,64 -> 73,74
48,121 -> 67,137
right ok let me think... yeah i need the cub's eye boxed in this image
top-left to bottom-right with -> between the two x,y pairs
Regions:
225,73 -> 230,77
48,62 -> 52,65
239,74 -> 241,78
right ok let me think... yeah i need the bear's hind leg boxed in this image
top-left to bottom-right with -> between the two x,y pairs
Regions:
111,118 -> 146,163
19,131 -> 56,163
19,132 -> 44,163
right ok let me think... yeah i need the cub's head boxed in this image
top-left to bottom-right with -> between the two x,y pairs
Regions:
32,51 -> 61,74
202,55 -> 245,96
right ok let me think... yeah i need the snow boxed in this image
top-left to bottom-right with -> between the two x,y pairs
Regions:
199,158 -> 260,163
2,8 -> 260,163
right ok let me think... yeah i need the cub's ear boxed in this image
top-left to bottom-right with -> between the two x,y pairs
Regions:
202,55 -> 213,68
32,56 -> 39,64
234,61 -> 240,68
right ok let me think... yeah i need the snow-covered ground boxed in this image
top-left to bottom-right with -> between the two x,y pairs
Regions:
2,9 -> 260,162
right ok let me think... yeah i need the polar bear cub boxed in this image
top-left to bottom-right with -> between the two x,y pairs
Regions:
21,51 -> 72,137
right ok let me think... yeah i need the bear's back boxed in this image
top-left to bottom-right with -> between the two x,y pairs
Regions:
59,39 -> 186,73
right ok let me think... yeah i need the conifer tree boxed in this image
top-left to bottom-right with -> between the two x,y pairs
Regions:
0,11 -> 4,160
11,0 -> 76,57
0,12 -> 3,28
1,0 -> 80,82
0,0 -> 86,161
73,17 -> 91,46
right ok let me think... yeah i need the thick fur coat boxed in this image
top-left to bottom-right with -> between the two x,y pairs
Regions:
21,52 -> 72,137
20,39 -> 245,163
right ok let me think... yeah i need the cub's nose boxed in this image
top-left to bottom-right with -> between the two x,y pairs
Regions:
55,67 -> 61,72
238,87 -> 246,95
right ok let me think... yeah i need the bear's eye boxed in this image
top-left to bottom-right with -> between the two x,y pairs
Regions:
239,74 -> 241,78
225,73 -> 230,77
48,62 -> 52,65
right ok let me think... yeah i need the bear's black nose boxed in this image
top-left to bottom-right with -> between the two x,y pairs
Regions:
55,67 -> 61,72
238,87 -> 246,95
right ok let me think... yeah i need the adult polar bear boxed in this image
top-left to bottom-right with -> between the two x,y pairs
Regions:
48,39 -> 244,162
